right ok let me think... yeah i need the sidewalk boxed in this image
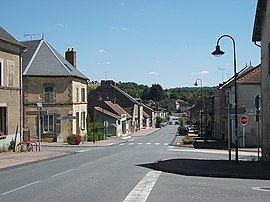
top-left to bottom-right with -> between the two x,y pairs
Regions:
0,128 -> 159,170
155,134 -> 270,180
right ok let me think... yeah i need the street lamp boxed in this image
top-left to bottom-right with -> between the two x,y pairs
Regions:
212,34 -> 239,163
194,79 -> 203,134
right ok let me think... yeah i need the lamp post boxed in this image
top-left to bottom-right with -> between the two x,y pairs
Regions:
212,34 -> 238,163
194,79 -> 203,134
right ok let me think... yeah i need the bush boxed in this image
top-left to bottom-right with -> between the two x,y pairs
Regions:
87,122 -> 106,142
182,136 -> 195,144
67,134 -> 82,145
0,144 -> 9,153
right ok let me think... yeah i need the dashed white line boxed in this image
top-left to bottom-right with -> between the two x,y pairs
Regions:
0,181 -> 40,196
146,143 -> 151,145
107,143 -> 115,146
51,169 -> 74,178
155,143 -> 160,145
137,143 -> 143,145
128,143 -> 135,145
123,171 -> 161,202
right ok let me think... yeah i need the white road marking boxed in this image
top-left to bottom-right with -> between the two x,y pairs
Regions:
128,143 -> 135,145
146,143 -> 151,145
107,143 -> 115,146
164,143 -> 169,146
155,143 -> 160,145
119,143 -> 125,146
123,171 -> 161,202
0,181 -> 40,196
137,143 -> 143,145
251,187 -> 270,192
78,149 -> 90,153
51,169 -> 74,178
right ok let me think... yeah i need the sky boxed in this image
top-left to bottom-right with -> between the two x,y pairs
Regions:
2,0 -> 260,88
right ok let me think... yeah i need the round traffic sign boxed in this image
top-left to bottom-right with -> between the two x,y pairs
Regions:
240,115 -> 248,125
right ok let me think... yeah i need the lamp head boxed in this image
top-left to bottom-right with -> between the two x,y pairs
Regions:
194,81 -> 198,86
211,45 -> 225,57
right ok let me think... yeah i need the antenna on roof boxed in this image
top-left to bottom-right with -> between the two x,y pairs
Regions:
104,72 -> 108,81
24,33 -> 44,40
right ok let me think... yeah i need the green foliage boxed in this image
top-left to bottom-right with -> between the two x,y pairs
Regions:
87,121 -> 106,142
155,117 -> 163,128
0,144 -> 9,153
116,82 -> 148,98
114,81 -> 217,109
148,84 -> 165,101
182,136 -> 195,144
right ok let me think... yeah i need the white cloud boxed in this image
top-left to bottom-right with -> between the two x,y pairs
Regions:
148,71 -> 159,75
54,23 -> 67,28
191,70 -> 209,75
98,49 -> 106,53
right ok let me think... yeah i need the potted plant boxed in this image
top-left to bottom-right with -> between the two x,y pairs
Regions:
67,134 -> 82,145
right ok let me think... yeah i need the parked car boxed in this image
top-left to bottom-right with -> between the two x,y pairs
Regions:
198,128 -> 206,137
177,126 -> 188,136
188,125 -> 199,134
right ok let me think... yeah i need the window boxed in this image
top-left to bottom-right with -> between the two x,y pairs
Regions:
81,111 -> 86,130
7,61 -> 14,86
76,88 -> 79,102
44,86 -> 54,103
81,88 -> 85,102
0,60 -> 3,86
42,114 -> 54,132
0,107 -> 7,137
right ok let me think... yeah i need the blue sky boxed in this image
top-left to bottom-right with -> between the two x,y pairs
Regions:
2,0 -> 260,88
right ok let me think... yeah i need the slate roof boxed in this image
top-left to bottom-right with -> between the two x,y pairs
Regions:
21,40 -> 88,80
0,26 -> 26,52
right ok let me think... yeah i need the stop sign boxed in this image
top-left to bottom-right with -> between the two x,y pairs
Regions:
240,115 -> 248,125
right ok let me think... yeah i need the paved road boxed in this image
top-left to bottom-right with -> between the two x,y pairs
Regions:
1,125 -> 270,202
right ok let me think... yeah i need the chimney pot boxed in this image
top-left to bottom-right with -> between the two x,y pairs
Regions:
65,48 -> 76,68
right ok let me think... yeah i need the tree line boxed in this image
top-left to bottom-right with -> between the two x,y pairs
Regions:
116,82 -> 217,108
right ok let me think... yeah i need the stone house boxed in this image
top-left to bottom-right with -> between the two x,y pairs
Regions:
94,100 -> 132,136
252,0 -> 270,160
0,27 -> 27,146
143,104 -> 156,128
216,65 -> 261,147
89,80 -> 144,133
21,40 -> 88,142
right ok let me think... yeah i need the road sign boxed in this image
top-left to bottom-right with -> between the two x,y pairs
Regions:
240,115 -> 248,125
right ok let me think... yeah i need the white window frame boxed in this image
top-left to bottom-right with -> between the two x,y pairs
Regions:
0,59 -> 3,86
81,111 -> 86,130
42,114 -> 55,133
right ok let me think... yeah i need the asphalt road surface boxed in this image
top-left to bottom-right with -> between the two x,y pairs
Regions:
1,125 -> 270,202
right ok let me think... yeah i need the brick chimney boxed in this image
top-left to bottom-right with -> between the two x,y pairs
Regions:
65,48 -> 76,68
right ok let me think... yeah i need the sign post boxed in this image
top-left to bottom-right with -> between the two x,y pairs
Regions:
37,97 -> 43,151
240,115 -> 248,148
255,95 -> 261,161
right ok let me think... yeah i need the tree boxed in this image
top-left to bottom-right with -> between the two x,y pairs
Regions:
148,84 -> 164,101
